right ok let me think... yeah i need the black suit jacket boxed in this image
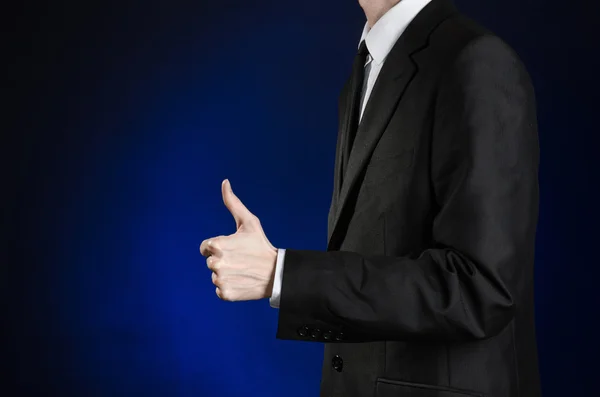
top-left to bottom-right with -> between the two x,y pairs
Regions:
276,1 -> 541,396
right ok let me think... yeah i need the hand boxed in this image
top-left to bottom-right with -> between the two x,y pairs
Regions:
200,179 -> 278,302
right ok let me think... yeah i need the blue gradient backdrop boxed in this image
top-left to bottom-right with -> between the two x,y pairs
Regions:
5,0 -> 599,396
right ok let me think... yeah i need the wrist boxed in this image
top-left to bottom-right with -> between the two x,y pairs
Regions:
265,246 -> 278,299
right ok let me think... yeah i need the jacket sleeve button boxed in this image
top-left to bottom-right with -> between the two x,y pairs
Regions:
332,355 -> 344,372
297,326 -> 310,337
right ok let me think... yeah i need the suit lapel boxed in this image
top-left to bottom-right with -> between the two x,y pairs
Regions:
328,78 -> 352,238
328,48 -> 415,249
327,0 -> 458,250
336,79 -> 353,202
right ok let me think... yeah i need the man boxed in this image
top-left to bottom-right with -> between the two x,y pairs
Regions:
200,0 -> 541,395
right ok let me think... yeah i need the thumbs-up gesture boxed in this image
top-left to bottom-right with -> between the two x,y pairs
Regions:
200,179 -> 278,302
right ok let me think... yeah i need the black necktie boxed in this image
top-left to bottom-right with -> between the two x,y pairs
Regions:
341,40 -> 369,181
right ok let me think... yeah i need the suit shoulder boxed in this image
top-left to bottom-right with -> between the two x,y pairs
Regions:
427,14 -> 526,71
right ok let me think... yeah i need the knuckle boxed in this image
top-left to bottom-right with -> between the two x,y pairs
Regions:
200,241 -> 208,255
211,236 -> 226,251
206,256 -> 219,270
219,288 -> 233,301
215,258 -> 224,270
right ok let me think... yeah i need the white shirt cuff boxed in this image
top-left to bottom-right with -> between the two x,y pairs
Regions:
269,248 -> 286,308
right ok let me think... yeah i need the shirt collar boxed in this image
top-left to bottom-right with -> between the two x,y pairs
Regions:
359,0 -> 432,65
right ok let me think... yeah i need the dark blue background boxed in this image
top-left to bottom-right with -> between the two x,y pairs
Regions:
4,0 -> 599,396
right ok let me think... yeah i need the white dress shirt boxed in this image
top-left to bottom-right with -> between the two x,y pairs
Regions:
270,0 -> 432,309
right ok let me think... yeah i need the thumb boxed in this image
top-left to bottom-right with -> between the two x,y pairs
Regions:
221,179 -> 254,230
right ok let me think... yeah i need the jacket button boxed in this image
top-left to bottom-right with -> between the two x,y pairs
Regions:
310,328 -> 321,339
297,326 -> 309,337
323,331 -> 333,340
334,332 -> 345,341
332,355 -> 344,372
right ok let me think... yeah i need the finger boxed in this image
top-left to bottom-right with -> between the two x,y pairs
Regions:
199,237 -> 223,257
221,179 -> 255,229
206,255 -> 221,271
199,239 -> 212,257
211,271 -> 219,286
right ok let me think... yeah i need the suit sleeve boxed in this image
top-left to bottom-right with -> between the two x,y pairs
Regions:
275,35 -> 540,343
